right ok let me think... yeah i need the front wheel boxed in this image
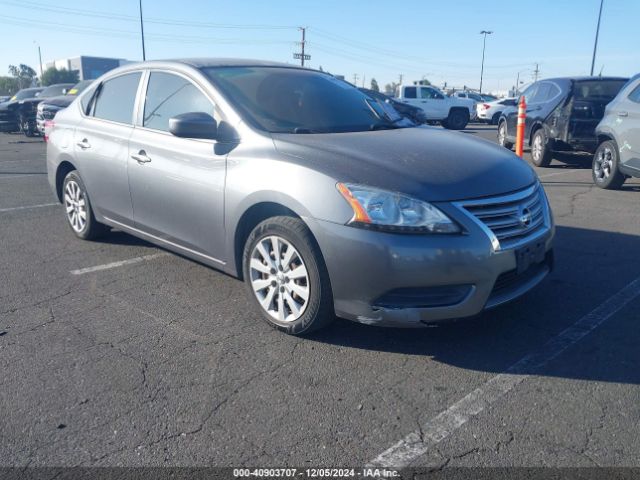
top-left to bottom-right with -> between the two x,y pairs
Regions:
442,109 -> 469,130
497,121 -> 513,150
243,216 -> 334,335
592,140 -> 625,189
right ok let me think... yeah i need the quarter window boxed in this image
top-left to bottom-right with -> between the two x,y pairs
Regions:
92,72 -> 142,124
143,72 -> 214,132
628,84 -> 640,103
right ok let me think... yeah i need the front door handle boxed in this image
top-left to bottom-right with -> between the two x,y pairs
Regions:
76,139 -> 91,149
131,150 -> 152,164
618,111 -> 629,117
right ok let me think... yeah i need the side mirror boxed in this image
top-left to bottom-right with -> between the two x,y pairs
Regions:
62,88 -> 68,95
169,112 -> 217,140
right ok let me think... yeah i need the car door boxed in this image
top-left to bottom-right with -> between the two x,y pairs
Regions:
73,71 -> 142,225
127,70 -> 227,263
400,85 -> 426,113
618,82 -> 640,168
419,87 -> 448,119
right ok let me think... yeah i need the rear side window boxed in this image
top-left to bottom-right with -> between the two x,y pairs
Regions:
404,87 -> 417,99
628,84 -> 640,103
143,72 -> 214,132
92,72 -> 142,124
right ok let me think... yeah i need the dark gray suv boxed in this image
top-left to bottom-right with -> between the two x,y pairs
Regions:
47,59 -> 554,335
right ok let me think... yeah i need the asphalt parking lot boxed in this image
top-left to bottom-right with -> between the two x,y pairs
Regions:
1,125 -> 639,468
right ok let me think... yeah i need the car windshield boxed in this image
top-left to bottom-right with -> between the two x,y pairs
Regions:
40,84 -> 74,98
66,80 -> 93,96
574,80 -> 627,101
202,66 -> 402,133
12,88 -> 43,101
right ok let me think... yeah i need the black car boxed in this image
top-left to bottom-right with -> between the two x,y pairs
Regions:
497,76 -> 628,167
0,87 -> 44,133
359,88 -> 427,124
36,80 -> 94,134
7,83 -> 75,137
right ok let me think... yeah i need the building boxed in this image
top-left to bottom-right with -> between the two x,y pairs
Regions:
44,56 -> 131,80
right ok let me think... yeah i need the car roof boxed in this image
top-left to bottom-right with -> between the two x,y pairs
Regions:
143,58 -> 302,70
541,76 -> 629,83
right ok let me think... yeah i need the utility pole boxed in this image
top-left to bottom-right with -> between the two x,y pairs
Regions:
398,74 -> 403,85
293,27 -> 310,67
533,63 -> 540,82
479,30 -> 493,94
33,42 -> 43,78
362,74 -> 365,88
590,0 -> 604,76
139,0 -> 146,61
353,73 -> 359,86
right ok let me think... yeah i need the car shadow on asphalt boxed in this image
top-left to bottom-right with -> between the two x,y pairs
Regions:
305,225 -> 640,385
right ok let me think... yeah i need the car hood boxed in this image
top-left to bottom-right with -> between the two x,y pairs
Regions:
40,95 -> 74,108
272,126 -> 536,202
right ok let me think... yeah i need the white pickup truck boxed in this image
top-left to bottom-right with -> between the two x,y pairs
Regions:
395,85 -> 476,130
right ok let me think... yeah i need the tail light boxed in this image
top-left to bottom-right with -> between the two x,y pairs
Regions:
43,120 -> 54,143
482,103 -> 490,110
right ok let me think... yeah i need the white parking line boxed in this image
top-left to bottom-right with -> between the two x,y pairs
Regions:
0,202 -> 58,213
70,253 -> 169,275
368,274 -> 640,468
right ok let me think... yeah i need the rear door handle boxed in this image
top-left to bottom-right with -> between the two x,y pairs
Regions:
76,139 -> 91,149
618,111 -> 629,117
131,150 -> 152,164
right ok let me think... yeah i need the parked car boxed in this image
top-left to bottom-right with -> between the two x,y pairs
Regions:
359,88 -> 427,124
497,76 -> 628,167
481,93 -> 498,102
0,95 -> 10,103
477,98 -> 516,125
592,74 -> 640,189
395,84 -> 476,129
452,91 -> 485,103
13,83 -> 75,136
36,80 -> 94,134
47,59 -> 554,335
0,87 -> 44,133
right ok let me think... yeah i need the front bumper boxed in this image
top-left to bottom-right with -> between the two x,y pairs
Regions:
309,205 -> 554,327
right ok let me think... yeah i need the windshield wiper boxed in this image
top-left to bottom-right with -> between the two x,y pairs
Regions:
292,127 -> 322,134
369,123 -> 401,131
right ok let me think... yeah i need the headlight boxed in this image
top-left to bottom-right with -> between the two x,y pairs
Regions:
337,183 -> 460,234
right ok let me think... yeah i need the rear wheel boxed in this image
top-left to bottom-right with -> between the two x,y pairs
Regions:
531,128 -> 553,167
592,140 -> 625,189
62,170 -> 109,240
497,121 -> 513,149
243,216 -> 334,335
442,109 -> 469,130
491,112 -> 501,125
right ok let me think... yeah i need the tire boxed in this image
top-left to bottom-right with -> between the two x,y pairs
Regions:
530,128 -> 553,167
443,109 -> 469,130
491,112 -> 501,125
497,121 -> 513,150
592,140 -> 625,189
62,170 -> 109,240
242,216 -> 334,335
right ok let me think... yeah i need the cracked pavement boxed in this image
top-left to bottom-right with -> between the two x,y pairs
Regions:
0,127 -> 639,467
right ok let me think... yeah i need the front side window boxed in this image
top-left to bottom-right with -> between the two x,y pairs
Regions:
143,72 -> 214,132
203,67 -> 399,133
92,72 -> 142,124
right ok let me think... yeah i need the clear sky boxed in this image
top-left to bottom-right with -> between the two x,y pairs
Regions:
1,0 -> 638,93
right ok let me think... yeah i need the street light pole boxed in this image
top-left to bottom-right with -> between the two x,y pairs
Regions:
139,0 -> 146,61
479,30 -> 493,94
590,0 -> 604,76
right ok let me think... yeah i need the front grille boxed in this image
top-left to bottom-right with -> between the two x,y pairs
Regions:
458,184 -> 548,250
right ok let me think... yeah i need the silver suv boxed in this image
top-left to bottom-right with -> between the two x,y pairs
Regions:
593,73 -> 640,189
46,59 -> 554,335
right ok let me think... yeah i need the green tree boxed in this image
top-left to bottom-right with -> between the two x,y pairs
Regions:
384,82 -> 399,96
0,76 -> 19,96
415,78 -> 431,86
8,64 -> 37,89
370,78 -> 380,92
40,67 -> 79,86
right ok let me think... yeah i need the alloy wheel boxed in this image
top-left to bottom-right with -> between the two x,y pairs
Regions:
249,235 -> 310,322
532,134 -> 543,161
594,146 -> 613,180
64,180 -> 87,233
